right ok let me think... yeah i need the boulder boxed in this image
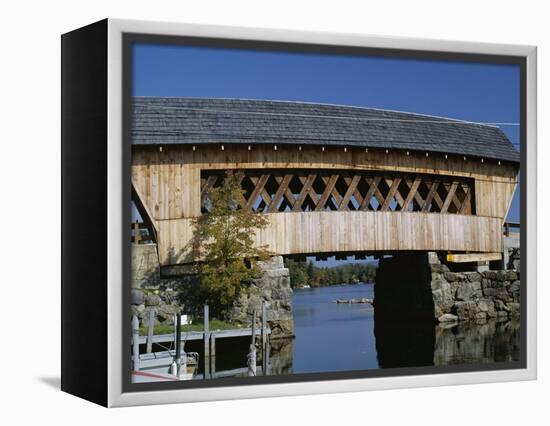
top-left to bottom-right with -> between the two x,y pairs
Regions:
144,294 -> 161,307
482,271 -> 498,280
494,270 -> 511,282
494,299 -> 510,312
452,301 -> 479,321
157,303 -> 180,317
465,272 -> 482,283
431,263 -> 450,274
505,270 -> 519,281
482,287 -> 512,302
131,289 -> 145,305
431,278 -> 455,318
226,256 -> 294,338
477,299 -> 497,318
444,271 -> 464,282
438,313 -> 458,323
509,280 -> 520,294
455,282 -> 477,301
428,252 -> 440,265
470,281 -> 482,292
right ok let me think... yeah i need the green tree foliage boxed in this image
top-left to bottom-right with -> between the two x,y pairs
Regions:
285,259 -> 377,288
191,171 -> 269,318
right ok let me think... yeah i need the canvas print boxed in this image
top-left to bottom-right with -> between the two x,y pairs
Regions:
128,40 -> 521,384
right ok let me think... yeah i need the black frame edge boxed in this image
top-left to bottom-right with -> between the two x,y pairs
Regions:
61,18 -> 109,407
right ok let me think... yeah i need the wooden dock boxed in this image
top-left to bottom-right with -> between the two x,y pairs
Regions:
132,303 -> 272,381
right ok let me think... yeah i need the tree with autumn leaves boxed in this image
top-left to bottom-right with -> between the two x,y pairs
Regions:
191,171 -> 270,318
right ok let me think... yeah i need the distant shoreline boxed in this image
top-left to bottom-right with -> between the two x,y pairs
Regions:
294,281 -> 374,290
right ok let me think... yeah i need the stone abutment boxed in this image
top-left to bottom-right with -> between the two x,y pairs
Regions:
373,251 -> 520,324
130,244 -> 294,338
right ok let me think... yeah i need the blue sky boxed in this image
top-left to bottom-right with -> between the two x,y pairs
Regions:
132,43 -> 521,266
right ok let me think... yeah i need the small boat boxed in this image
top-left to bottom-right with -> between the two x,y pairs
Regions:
132,351 -> 199,383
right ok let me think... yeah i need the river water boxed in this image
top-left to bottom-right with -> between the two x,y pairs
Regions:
200,283 -> 520,378
286,283 -> 520,374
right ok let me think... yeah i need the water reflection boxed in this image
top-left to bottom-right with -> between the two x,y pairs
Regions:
433,319 -> 520,365
288,284 -> 520,373
374,318 -> 435,368
200,284 -> 520,378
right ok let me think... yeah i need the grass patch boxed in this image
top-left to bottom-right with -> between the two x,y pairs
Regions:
139,319 -> 239,336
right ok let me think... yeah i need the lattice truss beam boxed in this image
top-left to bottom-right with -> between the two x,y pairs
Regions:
201,169 -> 474,215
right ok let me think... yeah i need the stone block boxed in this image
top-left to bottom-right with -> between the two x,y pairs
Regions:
226,256 -> 293,337
477,299 -> 497,318
444,271 -> 464,282
470,281 -> 482,292
145,294 -> 161,307
481,271 -> 498,280
482,287 -> 512,302
131,289 -> 145,305
509,280 -> 520,294
438,313 -> 458,323
431,279 -> 446,291
465,272 -> 482,283
456,282 -> 476,301
131,243 -> 160,289
475,311 -> 488,321
452,301 -> 478,321
431,272 -> 442,281
494,299 -> 510,312
431,263 -> 450,274
428,252 -> 440,265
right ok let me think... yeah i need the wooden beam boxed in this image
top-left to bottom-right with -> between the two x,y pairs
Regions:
361,176 -> 382,210
339,174 -> 362,211
247,174 -> 271,209
441,181 -> 459,213
432,189 -> 444,211
392,181 -> 406,209
371,179 -> 387,207
381,177 -> 402,211
421,180 -> 440,212
459,185 -> 472,214
294,174 -> 318,211
402,176 -> 421,211
321,175 -> 344,208
274,174 -> 297,209
315,174 -> 339,211
342,175 -> 365,208
131,180 -> 159,242
269,174 -> 293,213
446,252 -> 502,263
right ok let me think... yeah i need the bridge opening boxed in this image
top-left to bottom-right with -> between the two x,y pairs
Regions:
201,169 -> 475,215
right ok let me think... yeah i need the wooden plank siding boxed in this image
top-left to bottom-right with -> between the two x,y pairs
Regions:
131,144 -> 517,266
156,212 -> 503,265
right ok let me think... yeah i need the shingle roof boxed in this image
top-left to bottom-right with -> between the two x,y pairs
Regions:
132,97 -> 519,164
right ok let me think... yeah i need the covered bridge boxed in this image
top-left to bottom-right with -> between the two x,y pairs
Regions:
131,97 -> 519,268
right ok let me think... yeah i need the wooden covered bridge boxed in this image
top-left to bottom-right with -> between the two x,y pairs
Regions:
131,97 -> 519,269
